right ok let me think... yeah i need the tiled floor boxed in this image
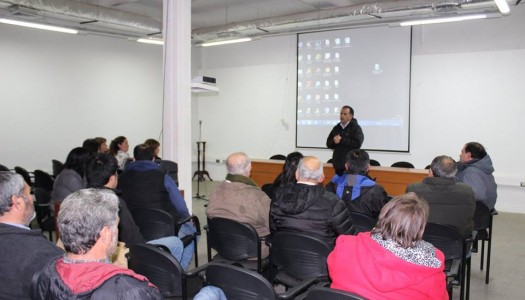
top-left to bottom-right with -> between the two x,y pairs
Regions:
190,180 -> 525,299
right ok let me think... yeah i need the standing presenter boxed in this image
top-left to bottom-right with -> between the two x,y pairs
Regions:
326,105 -> 364,175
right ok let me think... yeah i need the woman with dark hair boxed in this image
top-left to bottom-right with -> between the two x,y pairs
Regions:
327,192 -> 448,300
51,147 -> 91,203
109,136 -> 130,170
144,138 -> 161,160
262,151 -> 303,200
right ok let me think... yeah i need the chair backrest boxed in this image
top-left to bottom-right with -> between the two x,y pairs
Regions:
51,160 -> 65,177
349,211 -> 377,234
205,263 -> 276,300
34,170 -> 54,191
270,231 -> 331,281
207,217 -> 260,261
305,287 -> 368,300
369,159 -> 381,167
14,166 -> 32,186
0,164 -> 10,171
423,223 -> 464,260
158,159 -> 179,185
390,161 -> 415,168
473,201 -> 492,231
130,208 -> 175,241
127,243 -> 186,298
269,154 -> 286,160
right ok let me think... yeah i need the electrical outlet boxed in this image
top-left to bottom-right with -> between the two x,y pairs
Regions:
521,182 -> 525,187
215,159 -> 220,163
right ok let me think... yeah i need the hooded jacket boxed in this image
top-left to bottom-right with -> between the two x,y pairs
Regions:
456,155 -> 497,210
0,223 -> 63,300
328,232 -> 448,300
271,183 -> 352,248
32,258 -> 161,300
326,174 -> 388,218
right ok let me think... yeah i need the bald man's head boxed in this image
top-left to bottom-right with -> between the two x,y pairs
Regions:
296,156 -> 324,183
226,152 -> 251,177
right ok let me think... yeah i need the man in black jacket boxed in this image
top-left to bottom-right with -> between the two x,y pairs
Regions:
326,105 -> 364,175
32,189 -> 162,299
0,172 -> 63,300
271,156 -> 352,248
326,149 -> 388,219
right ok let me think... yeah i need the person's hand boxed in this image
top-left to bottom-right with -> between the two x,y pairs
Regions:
333,134 -> 342,144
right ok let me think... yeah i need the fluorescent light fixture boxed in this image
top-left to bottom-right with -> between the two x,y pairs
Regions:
400,14 -> 487,26
201,38 -> 252,47
494,0 -> 510,14
0,18 -> 78,34
137,38 -> 164,45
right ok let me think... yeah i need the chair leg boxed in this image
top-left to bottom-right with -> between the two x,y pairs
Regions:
480,240 -> 485,270
486,237 -> 492,284
193,236 -> 199,267
466,258 -> 471,300
459,262 -> 465,300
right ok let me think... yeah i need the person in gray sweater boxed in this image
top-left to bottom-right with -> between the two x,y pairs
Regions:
457,142 -> 497,210
51,147 -> 90,202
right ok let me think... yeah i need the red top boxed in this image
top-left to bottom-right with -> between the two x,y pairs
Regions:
328,232 -> 448,300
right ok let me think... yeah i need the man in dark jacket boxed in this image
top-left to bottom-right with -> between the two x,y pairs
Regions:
32,189 -> 162,299
271,156 -> 352,248
86,153 -> 192,270
0,172 -> 63,300
326,149 -> 388,218
326,105 -> 364,175
407,155 -> 475,238
457,142 -> 497,210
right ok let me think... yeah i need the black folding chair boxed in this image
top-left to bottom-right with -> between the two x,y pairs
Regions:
423,223 -> 472,300
390,161 -> 415,168
130,208 -> 200,267
348,211 -> 377,235
473,201 -> 497,284
34,170 -> 54,192
206,217 -> 269,275
269,231 -> 331,288
304,286 -> 368,300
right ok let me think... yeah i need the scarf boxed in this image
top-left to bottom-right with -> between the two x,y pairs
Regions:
226,173 -> 259,187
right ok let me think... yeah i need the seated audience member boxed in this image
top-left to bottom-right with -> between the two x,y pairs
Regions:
95,136 -> 108,153
0,172 -> 63,300
457,142 -> 497,210
328,192 -> 448,300
86,153 -> 193,270
32,189 -> 162,299
326,149 -> 388,218
144,138 -> 179,185
110,136 -> 131,170
144,138 -> 162,160
51,147 -> 90,203
82,138 -> 100,156
118,144 -> 196,248
271,156 -> 351,248
407,155 -> 475,238
206,152 -> 271,258
262,151 -> 303,200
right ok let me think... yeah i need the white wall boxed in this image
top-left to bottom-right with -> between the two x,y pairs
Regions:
0,25 -> 164,172
193,6 -> 525,213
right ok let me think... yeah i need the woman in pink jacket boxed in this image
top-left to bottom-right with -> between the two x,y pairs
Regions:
328,192 -> 448,300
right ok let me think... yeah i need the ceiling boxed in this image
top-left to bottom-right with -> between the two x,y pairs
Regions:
0,0 -> 520,45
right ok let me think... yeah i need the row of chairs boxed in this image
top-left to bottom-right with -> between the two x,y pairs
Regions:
127,216 -> 366,299
269,154 -> 416,169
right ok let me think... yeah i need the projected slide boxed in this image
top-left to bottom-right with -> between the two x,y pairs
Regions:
296,26 -> 411,152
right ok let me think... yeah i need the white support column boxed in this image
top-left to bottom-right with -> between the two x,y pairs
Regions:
162,0 -> 192,213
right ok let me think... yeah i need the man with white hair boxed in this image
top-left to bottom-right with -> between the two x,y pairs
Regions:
271,156 -> 352,248
206,152 -> 271,257
32,189 -> 162,299
0,172 -> 63,299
